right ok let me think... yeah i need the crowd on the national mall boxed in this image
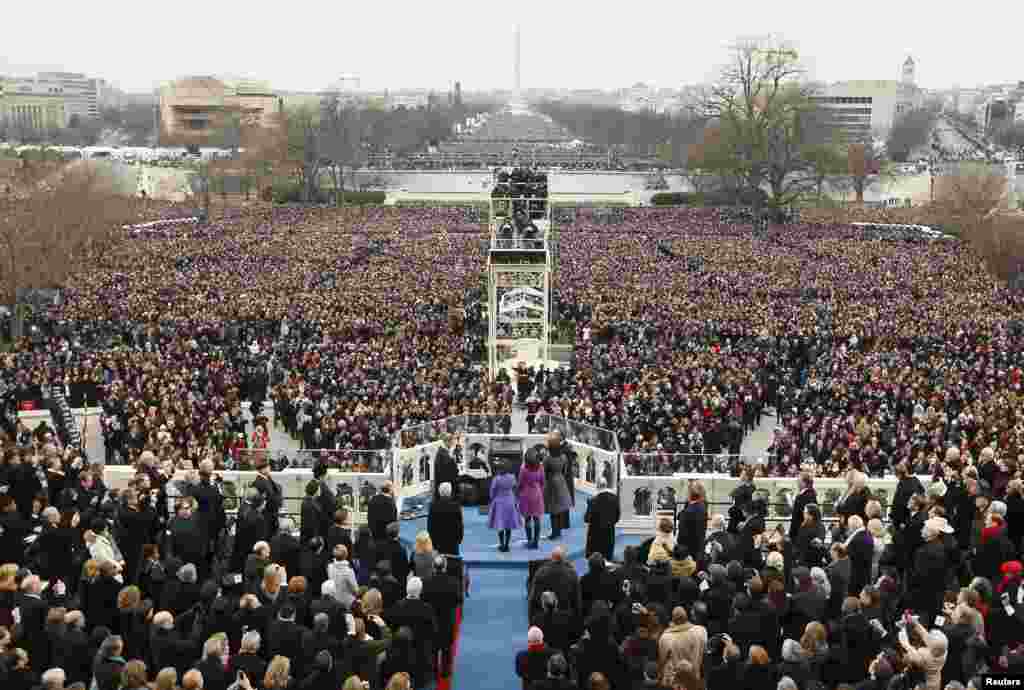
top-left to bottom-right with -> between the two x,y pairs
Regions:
1,203 -> 1024,690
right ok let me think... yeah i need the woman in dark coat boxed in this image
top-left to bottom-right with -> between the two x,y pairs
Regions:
115,488 -> 158,585
91,635 -> 127,690
542,433 -> 573,540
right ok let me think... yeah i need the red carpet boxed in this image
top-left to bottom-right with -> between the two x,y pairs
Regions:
436,606 -> 463,690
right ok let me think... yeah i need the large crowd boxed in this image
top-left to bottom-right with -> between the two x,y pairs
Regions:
2,199 -> 1024,689
518,461 -> 1024,690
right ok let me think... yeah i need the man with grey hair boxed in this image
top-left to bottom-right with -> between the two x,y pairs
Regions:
151,611 -> 199,673
529,546 -> 581,619
385,576 -> 438,681
434,435 -> 460,501
427,481 -> 464,556
422,553 -> 461,677
777,677 -> 799,690
41,668 -> 66,690
186,459 -> 226,566
234,630 -> 266,683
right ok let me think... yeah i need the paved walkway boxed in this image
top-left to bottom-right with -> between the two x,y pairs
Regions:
509,407 -> 530,435
740,408 -> 777,459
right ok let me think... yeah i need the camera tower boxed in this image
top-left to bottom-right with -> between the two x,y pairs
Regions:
486,168 -> 553,379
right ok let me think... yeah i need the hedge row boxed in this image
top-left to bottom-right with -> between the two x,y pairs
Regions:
271,184 -> 386,205
650,190 -> 770,207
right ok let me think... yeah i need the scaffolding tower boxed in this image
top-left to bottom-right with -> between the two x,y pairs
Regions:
487,192 -> 552,379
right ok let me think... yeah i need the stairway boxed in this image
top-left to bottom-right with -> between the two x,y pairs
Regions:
42,385 -> 82,450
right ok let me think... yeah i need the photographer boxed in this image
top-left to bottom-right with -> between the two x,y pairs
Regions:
895,611 -> 947,690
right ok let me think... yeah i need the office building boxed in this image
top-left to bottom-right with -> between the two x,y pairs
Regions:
0,76 -> 70,132
37,72 -> 100,120
811,58 -> 923,141
158,76 -> 282,144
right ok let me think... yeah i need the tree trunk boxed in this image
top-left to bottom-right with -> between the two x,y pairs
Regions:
855,178 -> 865,203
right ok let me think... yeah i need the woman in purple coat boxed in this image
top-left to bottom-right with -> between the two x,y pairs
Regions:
489,472 -> 522,552
517,448 -> 546,550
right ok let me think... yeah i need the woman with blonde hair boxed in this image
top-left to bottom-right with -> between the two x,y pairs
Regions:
258,565 -> 283,607
263,655 -> 291,690
385,672 -> 412,690
0,563 -> 19,628
412,531 -> 436,579
647,518 -> 676,566
196,633 -> 229,690
342,678 -> 369,690
154,667 -> 179,690
117,585 -> 152,661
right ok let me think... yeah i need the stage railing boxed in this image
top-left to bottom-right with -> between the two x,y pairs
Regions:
532,413 -> 620,453
621,452 -> 750,477
235,448 -> 391,474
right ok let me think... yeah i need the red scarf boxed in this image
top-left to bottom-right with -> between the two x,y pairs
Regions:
528,642 -> 545,653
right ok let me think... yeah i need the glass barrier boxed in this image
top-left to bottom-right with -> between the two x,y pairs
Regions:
619,474 -> 908,524
621,453 -> 750,477
235,448 -> 391,473
532,413 -> 619,453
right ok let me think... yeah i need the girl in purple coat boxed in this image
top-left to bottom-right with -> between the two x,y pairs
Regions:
489,472 -> 522,552
517,448 -> 546,550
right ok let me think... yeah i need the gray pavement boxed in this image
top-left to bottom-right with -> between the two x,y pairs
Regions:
510,407 -> 530,434
740,408 -> 777,459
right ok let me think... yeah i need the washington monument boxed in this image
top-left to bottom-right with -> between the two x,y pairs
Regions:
513,23 -> 521,94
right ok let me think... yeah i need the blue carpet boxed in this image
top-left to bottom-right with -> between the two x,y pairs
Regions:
399,492 -> 594,565
396,493 -> 645,689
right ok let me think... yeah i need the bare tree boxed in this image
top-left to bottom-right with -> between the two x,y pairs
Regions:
973,214 -> 1024,282
320,97 -> 363,206
846,141 -> 889,204
285,106 -> 323,203
932,162 -> 1008,236
692,36 -> 824,210
994,121 -> 1024,159
0,162 -> 138,334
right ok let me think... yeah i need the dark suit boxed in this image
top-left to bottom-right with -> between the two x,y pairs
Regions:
584,490 -> 621,561
266,619 -> 309,675
529,560 -> 580,618
789,488 -> 817,541
434,447 -> 460,499
836,489 -> 869,524
889,476 -> 923,530
846,529 -> 875,597
427,496 -> 464,555
908,541 -> 947,621
367,493 -> 398,541
232,506 -> 269,573
378,537 -> 410,584
187,478 -> 227,548
268,532 -> 301,581
317,480 -> 337,539
422,571 -> 462,673
385,598 -> 438,679
676,499 -> 707,562
300,496 -> 324,545
14,594 -> 48,663
252,473 -> 284,534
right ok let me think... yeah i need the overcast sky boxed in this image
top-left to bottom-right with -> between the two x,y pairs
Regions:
2,0 -> 1019,93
